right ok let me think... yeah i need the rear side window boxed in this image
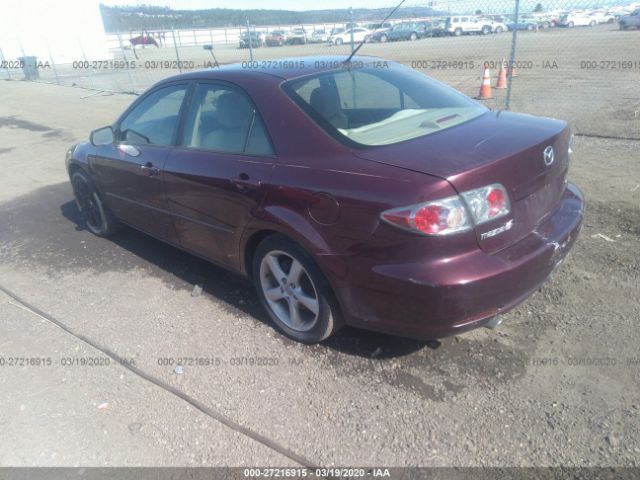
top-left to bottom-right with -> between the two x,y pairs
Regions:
180,83 -> 274,155
284,63 -> 486,147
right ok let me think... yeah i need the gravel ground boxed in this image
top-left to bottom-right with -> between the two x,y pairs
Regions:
0,76 -> 638,468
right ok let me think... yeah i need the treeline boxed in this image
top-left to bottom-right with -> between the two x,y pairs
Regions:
99,4 -> 440,32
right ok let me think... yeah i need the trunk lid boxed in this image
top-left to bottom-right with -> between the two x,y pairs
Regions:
355,110 -> 571,254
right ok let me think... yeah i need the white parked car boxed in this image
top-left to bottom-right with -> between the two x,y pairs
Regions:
328,27 -> 371,45
559,12 -> 597,27
588,10 -> 616,23
480,17 -> 508,33
310,29 -> 329,43
444,16 -> 493,35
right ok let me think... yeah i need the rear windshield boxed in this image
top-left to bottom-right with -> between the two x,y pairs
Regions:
283,63 -> 486,147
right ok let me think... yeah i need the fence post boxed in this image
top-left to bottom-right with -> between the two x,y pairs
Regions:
246,20 -> 254,62
117,32 -> 136,93
0,47 -> 12,80
505,0 -> 520,110
45,40 -> 60,85
171,29 -> 183,73
78,39 -> 96,89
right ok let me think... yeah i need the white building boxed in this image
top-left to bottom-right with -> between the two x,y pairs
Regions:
0,0 -> 111,63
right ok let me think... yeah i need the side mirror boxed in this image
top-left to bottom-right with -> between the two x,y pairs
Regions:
203,44 -> 213,51
90,126 -> 114,146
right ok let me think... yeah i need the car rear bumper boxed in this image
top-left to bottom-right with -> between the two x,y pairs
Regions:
338,183 -> 584,339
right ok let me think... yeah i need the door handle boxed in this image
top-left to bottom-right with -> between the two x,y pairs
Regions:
117,144 -> 140,157
231,175 -> 261,190
141,162 -> 161,177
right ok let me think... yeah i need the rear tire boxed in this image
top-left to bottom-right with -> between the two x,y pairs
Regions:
409,32 -> 418,40
335,37 -> 343,45
71,170 -> 121,237
482,26 -> 491,34
380,34 -> 388,42
253,235 -> 342,343
454,28 -> 462,36
495,26 -> 503,33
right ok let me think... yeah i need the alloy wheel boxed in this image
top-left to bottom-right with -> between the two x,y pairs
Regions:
259,250 -> 320,332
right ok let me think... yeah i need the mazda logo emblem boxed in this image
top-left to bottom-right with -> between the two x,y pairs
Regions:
543,146 -> 555,166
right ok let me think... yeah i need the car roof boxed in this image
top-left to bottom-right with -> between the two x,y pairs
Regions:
158,55 -> 394,83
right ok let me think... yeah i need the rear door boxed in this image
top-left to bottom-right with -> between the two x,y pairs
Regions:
163,81 -> 276,270
89,82 -> 189,242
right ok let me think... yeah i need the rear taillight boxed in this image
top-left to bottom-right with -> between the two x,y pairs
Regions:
381,195 -> 472,236
461,184 -> 510,225
381,184 -> 511,236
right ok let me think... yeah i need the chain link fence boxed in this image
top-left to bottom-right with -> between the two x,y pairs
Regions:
1,0 -> 638,139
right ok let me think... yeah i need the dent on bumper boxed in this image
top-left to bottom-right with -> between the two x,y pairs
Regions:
342,183 -> 584,339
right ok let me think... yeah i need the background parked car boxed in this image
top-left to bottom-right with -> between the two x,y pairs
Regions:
328,27 -> 371,45
239,31 -> 263,48
287,28 -> 308,44
309,29 -> 329,43
364,21 -> 393,31
480,17 -> 508,33
523,14 -> 553,28
505,16 -> 538,30
370,22 -> 428,42
619,8 -> 640,29
426,18 -> 449,36
265,30 -> 286,46
588,9 -> 616,23
558,12 -> 597,27
445,16 -> 493,35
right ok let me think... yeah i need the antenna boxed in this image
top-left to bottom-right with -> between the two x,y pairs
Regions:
344,0 -> 407,64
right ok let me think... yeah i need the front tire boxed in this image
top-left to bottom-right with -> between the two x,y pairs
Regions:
495,26 -> 503,33
71,170 -> 121,237
380,34 -> 388,42
454,28 -> 462,36
253,235 -> 342,343
409,32 -> 418,40
335,37 -> 343,45
482,26 -> 491,34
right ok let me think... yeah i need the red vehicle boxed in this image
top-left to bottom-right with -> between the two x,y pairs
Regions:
129,34 -> 159,48
66,56 -> 584,343
265,30 -> 287,46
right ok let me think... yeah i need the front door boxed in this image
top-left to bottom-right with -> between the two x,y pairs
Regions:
89,83 -> 188,242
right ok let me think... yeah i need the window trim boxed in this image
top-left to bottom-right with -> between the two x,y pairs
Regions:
175,79 -> 277,158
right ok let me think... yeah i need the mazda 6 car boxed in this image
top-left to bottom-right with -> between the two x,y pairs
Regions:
66,55 -> 584,343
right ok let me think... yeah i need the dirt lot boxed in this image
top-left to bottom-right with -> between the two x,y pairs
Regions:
0,67 -> 639,468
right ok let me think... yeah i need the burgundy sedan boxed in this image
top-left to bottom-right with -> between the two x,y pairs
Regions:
66,56 -> 584,343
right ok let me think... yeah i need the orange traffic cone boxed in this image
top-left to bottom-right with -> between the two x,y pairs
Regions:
476,67 -> 493,99
495,59 -> 507,89
509,64 -> 518,78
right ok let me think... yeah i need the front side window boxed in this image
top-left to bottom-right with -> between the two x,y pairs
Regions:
284,64 -> 486,147
181,83 -> 274,155
119,84 -> 187,146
